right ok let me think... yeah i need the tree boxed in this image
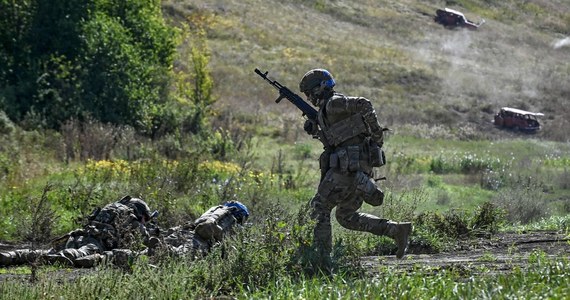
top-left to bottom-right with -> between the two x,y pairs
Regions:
0,0 -> 177,133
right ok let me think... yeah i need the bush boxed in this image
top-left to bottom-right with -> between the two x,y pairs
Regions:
491,176 -> 549,224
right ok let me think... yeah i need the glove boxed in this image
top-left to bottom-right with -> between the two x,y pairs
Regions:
304,119 -> 318,135
372,127 -> 390,148
372,132 -> 384,148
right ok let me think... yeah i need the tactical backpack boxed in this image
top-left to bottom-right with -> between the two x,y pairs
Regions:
193,206 -> 238,242
84,198 -> 139,249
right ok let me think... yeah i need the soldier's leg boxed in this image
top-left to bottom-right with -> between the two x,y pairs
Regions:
310,193 -> 334,256
60,243 -> 101,260
1,249 -> 51,266
336,184 -> 412,259
309,193 -> 334,274
44,242 -> 101,266
312,170 -> 356,255
335,194 -> 390,235
74,252 -> 108,268
75,249 -> 134,269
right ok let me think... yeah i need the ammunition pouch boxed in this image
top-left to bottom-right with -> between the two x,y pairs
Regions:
329,145 -> 362,172
319,150 -> 331,181
329,140 -> 385,172
368,141 -> 386,167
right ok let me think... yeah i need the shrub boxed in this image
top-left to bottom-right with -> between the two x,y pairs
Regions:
0,110 -> 15,135
470,201 -> 505,234
491,176 -> 549,224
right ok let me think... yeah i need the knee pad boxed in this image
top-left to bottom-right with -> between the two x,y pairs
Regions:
355,171 -> 384,206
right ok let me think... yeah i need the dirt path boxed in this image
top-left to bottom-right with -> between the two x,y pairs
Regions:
362,230 -> 570,275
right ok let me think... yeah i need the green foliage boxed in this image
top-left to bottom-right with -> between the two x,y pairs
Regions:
429,153 -> 503,175
0,0 -> 177,133
470,201 -> 505,234
503,215 -> 570,233
413,201 -> 506,251
175,27 -> 215,136
1,246 -> 568,299
492,176 -> 549,224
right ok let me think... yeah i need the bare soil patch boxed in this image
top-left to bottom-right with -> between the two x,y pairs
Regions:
363,230 -> 569,276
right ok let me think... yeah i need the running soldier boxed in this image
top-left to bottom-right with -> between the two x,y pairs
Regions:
299,69 -> 412,271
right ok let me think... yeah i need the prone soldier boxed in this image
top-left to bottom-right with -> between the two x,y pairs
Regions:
159,201 -> 250,258
0,195 -> 158,268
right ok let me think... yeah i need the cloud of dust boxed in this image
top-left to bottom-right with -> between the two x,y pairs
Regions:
412,29 -> 547,108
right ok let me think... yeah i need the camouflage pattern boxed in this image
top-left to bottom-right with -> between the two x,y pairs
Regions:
305,88 -> 411,269
194,205 -> 240,242
0,249 -> 52,266
0,196 -> 155,268
1,201 -> 247,268
161,225 -> 210,258
160,204 -> 243,258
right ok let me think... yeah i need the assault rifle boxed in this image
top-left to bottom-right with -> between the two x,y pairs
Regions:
254,68 -> 317,121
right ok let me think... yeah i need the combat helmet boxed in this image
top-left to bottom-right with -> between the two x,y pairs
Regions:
224,201 -> 250,224
299,69 -> 336,105
119,196 -> 152,221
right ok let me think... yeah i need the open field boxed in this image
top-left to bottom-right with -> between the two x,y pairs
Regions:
1,0 -> 570,298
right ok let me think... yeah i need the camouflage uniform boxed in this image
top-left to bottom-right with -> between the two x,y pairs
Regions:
160,201 -> 249,258
0,196 -> 156,268
300,69 -> 412,270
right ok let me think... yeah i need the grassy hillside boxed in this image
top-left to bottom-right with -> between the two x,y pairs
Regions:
163,0 -> 570,141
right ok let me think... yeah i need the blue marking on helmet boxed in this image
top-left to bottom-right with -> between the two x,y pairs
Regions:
224,201 -> 250,219
322,70 -> 335,88
323,78 -> 335,88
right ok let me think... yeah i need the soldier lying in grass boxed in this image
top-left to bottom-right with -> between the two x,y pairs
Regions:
72,200 -> 250,267
1,199 -> 249,268
0,196 -> 158,268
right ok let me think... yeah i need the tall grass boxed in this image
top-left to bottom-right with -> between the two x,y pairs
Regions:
1,246 -> 568,299
0,112 -> 568,299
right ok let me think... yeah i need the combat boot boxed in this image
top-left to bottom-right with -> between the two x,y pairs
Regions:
0,252 -> 11,266
386,221 -> 413,259
43,253 -> 74,266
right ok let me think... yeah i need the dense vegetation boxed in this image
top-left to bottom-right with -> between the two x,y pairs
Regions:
0,0 -> 182,134
1,0 -> 569,299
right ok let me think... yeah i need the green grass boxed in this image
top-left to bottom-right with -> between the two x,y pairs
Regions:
1,0 -> 570,298
1,254 -> 568,299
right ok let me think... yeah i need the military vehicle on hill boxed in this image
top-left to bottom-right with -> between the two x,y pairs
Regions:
493,107 -> 543,132
434,8 -> 485,30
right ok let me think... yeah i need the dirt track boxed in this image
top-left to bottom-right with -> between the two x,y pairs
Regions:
363,230 -> 570,276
